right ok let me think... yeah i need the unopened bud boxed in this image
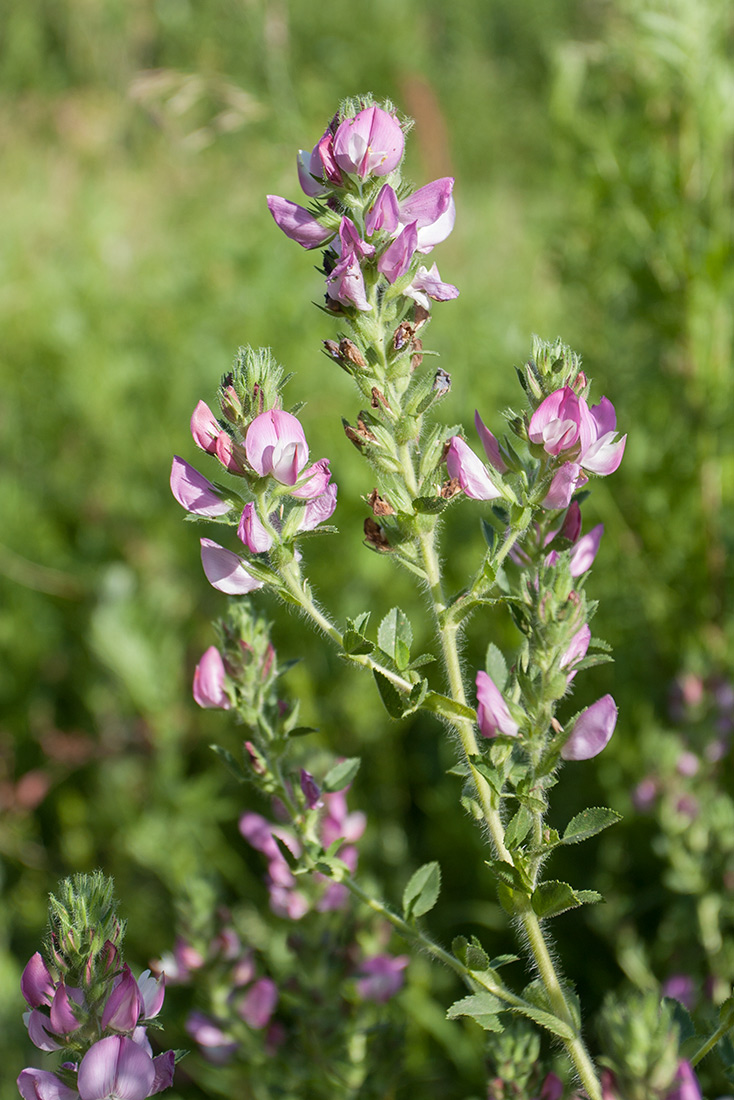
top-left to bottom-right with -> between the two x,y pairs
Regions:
220,384 -> 243,423
299,769 -> 322,809
244,741 -> 267,776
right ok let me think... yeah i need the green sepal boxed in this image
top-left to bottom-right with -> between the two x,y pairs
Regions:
403,860 -> 441,919
323,757 -> 361,792
561,807 -> 622,845
447,993 -> 504,1032
413,495 -> 449,514
343,630 -> 374,656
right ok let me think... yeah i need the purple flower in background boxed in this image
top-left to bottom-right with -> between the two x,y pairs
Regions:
238,978 -> 278,1029
185,1011 -> 237,1064
200,539 -> 264,595
662,974 -> 696,1010
332,106 -> 404,178
192,646 -> 231,710
446,436 -> 503,501
355,954 -> 409,1003
170,457 -> 230,517
666,1061 -> 702,1100
538,1073 -> 564,1100
265,196 -> 333,249
245,410 -> 309,486
476,671 -> 519,738
561,695 -> 617,760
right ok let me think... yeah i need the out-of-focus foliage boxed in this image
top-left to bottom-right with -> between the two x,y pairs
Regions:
2,0 -> 732,1096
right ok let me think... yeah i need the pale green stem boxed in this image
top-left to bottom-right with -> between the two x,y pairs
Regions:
407,466 -> 602,1099
689,1015 -> 734,1069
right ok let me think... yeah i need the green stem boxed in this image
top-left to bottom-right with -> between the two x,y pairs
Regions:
689,1014 -> 734,1069
411,502 -> 602,1099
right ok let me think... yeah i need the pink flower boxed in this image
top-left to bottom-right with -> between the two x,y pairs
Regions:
355,954 -> 409,1003
200,538 -> 264,595
245,410 -> 309,486
333,107 -> 404,178
290,457 -> 332,500
365,184 -> 400,236
476,671 -> 519,738
17,1069 -> 78,1100
76,1034 -> 173,1100
542,462 -> 588,510
446,436 -> 503,501
190,400 -> 220,454
538,1073 -> 564,1100
326,249 -> 372,311
397,177 -> 455,251
338,216 -> 375,261
170,457 -> 231,517
560,624 -> 591,684
404,263 -> 459,309
561,694 -> 617,760
474,411 -> 507,473
265,196 -> 333,249
186,1011 -> 237,1063
136,971 -> 165,1020
297,128 -> 343,193
193,646 -> 231,710
529,387 -> 626,476
298,482 -> 337,532
377,221 -> 418,283
237,503 -> 274,554
581,396 -> 627,475
21,953 -> 55,1009
569,523 -> 604,576
238,978 -> 278,1029
529,387 -> 593,457
101,964 -> 143,1033
666,1061 -> 702,1100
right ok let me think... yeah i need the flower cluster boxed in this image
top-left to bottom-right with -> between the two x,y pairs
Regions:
171,349 -> 337,601
239,782 -> 367,920
267,99 -> 458,315
17,874 -> 175,1100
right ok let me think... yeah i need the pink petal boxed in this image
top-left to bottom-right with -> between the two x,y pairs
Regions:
21,952 -> 55,1008
377,221 -> 418,283
237,503 -> 274,553
446,436 -> 502,501
239,978 -> 278,1029
265,195 -> 333,249
245,410 -> 309,484
299,483 -> 338,531
170,457 -> 230,517
561,695 -> 617,760
17,1069 -> 78,1100
476,670 -> 518,738
190,400 -> 220,454
542,463 -> 585,510
200,538 -> 264,595
78,1035 -> 155,1100
569,524 -> 604,576
192,646 -> 231,709
333,106 -> 404,178
365,183 -> 400,236
474,410 -> 507,472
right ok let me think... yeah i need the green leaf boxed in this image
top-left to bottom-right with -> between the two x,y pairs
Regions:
504,806 -> 533,850
512,1003 -> 576,1041
561,807 -> 622,845
323,757 -> 361,792
352,612 -> 371,633
481,518 -> 496,549
489,954 -> 520,970
486,859 -> 530,894
343,630 -> 374,656
373,670 -> 408,719
424,692 -> 476,722
286,725 -> 318,738
531,881 -> 601,920
485,643 -> 508,691
447,993 -> 504,1031
377,607 -> 413,669
403,861 -> 441,919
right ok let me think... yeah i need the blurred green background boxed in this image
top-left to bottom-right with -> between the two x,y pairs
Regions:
2,0 -> 733,1095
